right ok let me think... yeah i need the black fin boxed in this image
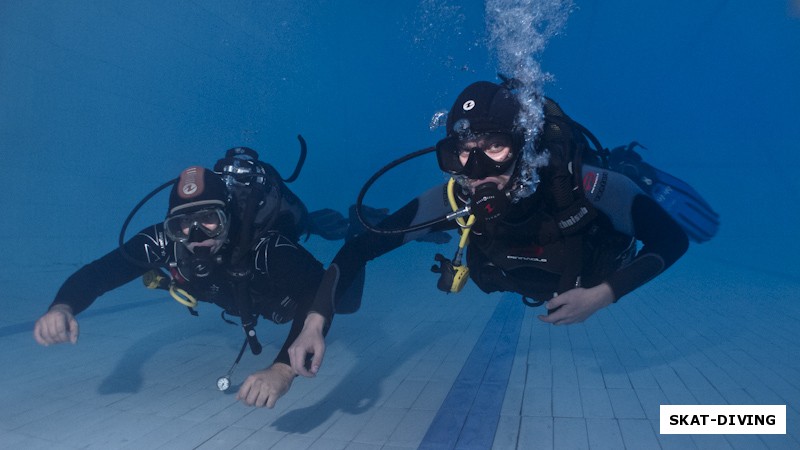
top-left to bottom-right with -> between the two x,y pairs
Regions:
347,204 -> 452,244
347,205 -> 390,241
307,208 -> 348,241
414,231 -> 452,244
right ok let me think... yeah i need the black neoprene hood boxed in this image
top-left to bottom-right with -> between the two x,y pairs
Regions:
167,166 -> 229,217
445,81 -> 521,137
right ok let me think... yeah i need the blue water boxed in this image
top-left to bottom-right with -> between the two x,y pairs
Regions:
2,1 -> 799,448
3,1 -> 799,275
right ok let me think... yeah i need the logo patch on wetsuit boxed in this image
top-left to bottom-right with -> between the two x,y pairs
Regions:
506,245 -> 548,263
583,170 -> 608,201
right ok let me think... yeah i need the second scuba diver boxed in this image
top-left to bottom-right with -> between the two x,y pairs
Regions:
34,151 -> 331,408
288,80 -> 701,377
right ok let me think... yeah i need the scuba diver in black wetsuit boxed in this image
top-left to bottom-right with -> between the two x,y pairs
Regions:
288,80 -> 700,378
33,161 -> 328,409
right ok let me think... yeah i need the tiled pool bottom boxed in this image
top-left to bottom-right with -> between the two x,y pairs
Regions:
1,250 -> 798,449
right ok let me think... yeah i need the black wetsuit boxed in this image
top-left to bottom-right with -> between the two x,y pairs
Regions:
50,224 -> 324,366
309,164 -> 688,323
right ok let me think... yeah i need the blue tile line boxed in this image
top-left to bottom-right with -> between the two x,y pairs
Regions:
419,294 -> 524,450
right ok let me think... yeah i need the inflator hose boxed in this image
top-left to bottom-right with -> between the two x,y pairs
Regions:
118,178 -> 178,269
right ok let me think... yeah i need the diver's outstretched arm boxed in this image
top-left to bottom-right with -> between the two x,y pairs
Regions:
33,304 -> 79,345
294,183 -> 455,376
236,362 -> 295,408
537,282 -> 615,325
288,312 -> 326,378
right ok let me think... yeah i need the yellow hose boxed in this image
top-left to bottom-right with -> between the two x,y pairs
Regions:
169,285 -> 198,308
446,178 -> 475,249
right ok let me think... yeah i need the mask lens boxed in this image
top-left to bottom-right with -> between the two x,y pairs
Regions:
435,136 -> 466,174
437,133 -> 516,178
473,134 -> 513,162
164,208 -> 227,242
194,209 -> 223,232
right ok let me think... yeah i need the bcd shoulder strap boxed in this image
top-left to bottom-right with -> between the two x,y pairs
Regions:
539,98 -> 603,293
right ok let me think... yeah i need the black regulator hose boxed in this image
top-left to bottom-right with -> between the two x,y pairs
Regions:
355,146 -> 466,235
116,134 -> 307,268
282,134 -> 307,183
118,178 -> 178,269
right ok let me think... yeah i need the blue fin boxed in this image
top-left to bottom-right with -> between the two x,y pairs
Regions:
609,144 -> 720,243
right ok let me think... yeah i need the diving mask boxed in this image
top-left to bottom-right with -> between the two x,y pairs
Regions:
436,132 -> 518,179
164,207 -> 229,243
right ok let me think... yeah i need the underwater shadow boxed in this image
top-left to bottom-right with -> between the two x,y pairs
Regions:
272,320 -> 444,434
96,316 -> 230,394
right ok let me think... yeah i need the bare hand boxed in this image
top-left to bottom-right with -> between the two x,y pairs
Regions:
288,313 -> 326,378
538,283 -> 615,325
236,362 -> 295,408
33,304 -> 79,346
